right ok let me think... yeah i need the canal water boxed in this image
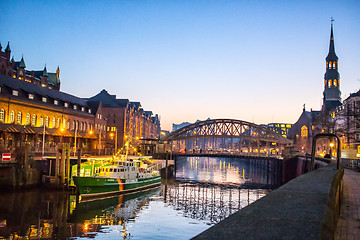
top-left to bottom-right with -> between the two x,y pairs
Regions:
0,156 -> 282,239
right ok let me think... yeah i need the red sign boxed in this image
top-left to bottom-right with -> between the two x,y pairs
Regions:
2,153 -> 11,161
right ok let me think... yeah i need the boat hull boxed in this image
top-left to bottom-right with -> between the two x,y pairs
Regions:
73,176 -> 161,199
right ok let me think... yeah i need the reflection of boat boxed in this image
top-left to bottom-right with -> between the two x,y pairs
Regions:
73,159 -> 161,199
68,187 -> 161,223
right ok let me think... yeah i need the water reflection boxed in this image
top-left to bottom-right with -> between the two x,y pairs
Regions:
0,156 -> 277,239
175,156 -> 282,188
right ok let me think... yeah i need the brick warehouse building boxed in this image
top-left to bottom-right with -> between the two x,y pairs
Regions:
0,42 -> 160,156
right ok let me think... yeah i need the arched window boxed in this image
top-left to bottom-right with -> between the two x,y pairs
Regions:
52,117 -> 55,128
334,79 -> 337,87
16,111 -> 22,124
329,61 -> 332,69
26,113 -> 31,125
63,118 -> 66,129
72,120 -> 75,130
0,109 -> 5,122
10,110 -> 15,123
32,114 -> 37,126
328,80 -> 332,87
40,116 -> 44,126
84,122 -> 87,132
67,120 -> 70,130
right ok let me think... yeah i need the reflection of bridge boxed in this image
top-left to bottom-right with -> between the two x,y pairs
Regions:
162,182 -> 268,224
166,119 -> 292,157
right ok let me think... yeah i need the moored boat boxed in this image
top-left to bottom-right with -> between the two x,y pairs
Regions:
73,159 -> 161,200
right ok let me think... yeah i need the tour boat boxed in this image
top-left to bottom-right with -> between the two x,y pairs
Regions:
73,159 -> 161,199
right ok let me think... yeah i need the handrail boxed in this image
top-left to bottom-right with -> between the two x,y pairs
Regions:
311,133 -> 341,170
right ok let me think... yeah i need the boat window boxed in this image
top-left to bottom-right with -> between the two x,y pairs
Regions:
106,168 -> 109,172
110,168 -> 113,172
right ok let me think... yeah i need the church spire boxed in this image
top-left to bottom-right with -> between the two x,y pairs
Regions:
323,19 -> 341,112
326,18 -> 338,62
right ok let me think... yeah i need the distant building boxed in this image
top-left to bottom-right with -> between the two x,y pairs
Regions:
0,42 -> 61,90
265,123 -> 293,138
172,118 -> 210,132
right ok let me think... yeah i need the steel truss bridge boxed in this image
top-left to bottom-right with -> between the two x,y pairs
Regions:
166,119 -> 292,157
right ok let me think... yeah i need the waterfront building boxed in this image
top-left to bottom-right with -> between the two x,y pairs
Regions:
329,90 -> 360,157
0,43 -> 160,157
87,90 -> 161,155
0,73 -> 107,155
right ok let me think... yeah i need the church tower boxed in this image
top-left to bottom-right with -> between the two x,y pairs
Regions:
323,20 -> 342,112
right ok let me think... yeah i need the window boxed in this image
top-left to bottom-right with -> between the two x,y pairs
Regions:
73,105 -> 77,110
10,110 -> 15,123
45,116 -> 49,127
63,119 -> 66,129
64,102 -> 68,108
17,111 -> 22,124
328,80 -> 332,87
26,113 -> 31,125
40,116 -> 44,126
54,100 -> 58,105
32,114 -> 37,126
57,118 -> 60,128
334,79 -> 337,87
12,90 -> 18,96
72,120 -> 75,130
67,120 -> 70,129
52,117 -> 55,128
28,94 -> 34,100
88,109 -> 91,113
81,107 -> 85,112
0,109 -> 5,122
42,97 -> 47,103
301,125 -> 308,138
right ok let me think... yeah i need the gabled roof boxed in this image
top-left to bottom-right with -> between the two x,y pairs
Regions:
87,89 -> 120,107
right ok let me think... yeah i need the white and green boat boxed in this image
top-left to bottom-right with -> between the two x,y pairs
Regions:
73,159 -> 161,200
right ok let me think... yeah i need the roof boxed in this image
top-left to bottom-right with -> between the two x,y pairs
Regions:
0,74 -> 92,112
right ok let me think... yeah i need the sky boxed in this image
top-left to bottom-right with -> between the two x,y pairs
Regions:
1,0 -> 360,131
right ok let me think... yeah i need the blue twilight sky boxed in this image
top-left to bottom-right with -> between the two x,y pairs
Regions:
1,0 -> 360,131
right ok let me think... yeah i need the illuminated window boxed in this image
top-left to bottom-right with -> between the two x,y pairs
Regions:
329,61 -> 332,69
45,116 -> 49,127
64,102 -> 68,108
32,114 -> 36,126
328,80 -> 332,87
84,122 -> 87,131
10,110 -> 15,123
26,113 -> 30,125
72,120 -> 75,130
301,125 -> 308,138
0,109 -> 5,122
54,100 -> 58,105
17,111 -> 22,124
52,117 -> 55,128
81,107 -> 85,112
73,105 -> 77,110
334,79 -> 337,87
88,109 -> 91,113
28,94 -> 34,100
57,118 -> 60,128
12,90 -> 18,96
42,97 -> 47,103
40,116 -> 44,126
67,120 -> 70,130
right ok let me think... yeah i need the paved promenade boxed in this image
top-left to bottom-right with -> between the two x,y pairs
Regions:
335,169 -> 360,240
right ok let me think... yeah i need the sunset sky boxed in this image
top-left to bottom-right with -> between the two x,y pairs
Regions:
1,0 -> 359,130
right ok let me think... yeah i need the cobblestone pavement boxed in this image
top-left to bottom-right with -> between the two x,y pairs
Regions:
335,169 -> 360,240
